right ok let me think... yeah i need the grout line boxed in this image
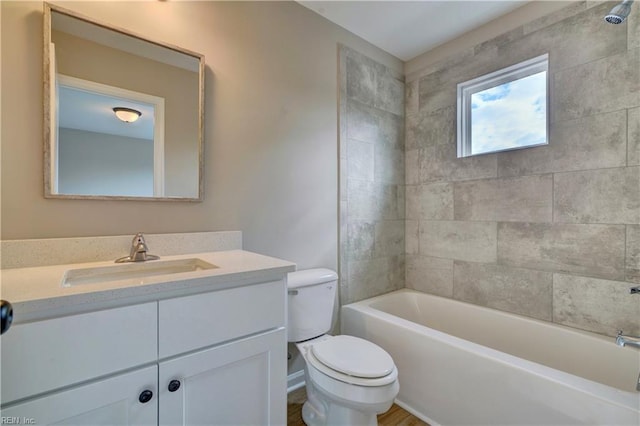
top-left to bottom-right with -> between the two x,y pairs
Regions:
624,225 -> 628,283
551,172 -> 555,223
626,108 -> 629,167
551,273 -> 555,324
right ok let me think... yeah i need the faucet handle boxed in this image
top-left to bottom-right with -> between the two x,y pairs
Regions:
133,232 -> 146,244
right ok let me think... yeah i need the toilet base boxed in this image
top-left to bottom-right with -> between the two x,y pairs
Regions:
300,372 -> 395,426
302,399 -> 378,426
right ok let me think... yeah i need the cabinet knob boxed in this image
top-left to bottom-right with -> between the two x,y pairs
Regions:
138,389 -> 153,403
168,379 -> 181,392
1,300 -> 13,335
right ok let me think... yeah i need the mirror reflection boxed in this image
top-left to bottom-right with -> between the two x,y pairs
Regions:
45,4 -> 204,200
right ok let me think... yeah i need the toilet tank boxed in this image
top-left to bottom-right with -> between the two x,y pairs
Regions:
287,268 -> 338,342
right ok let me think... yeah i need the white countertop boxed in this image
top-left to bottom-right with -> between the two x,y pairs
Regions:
1,250 -> 296,323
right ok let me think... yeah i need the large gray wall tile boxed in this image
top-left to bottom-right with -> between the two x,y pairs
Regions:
375,146 -> 404,184
347,180 -> 401,222
406,182 -> 453,220
419,45 -> 498,99
498,222 -> 626,280
347,138 -> 374,182
522,1 -> 586,35
410,47 -> 475,85
418,86 -> 456,115
629,107 -> 640,166
405,220 -> 419,255
498,110 -> 627,177
375,64 -> 405,116
405,79 -> 418,115
340,46 -> 405,305
346,54 -> 376,106
347,100 -> 381,144
406,255 -> 453,297
628,3 -> 640,50
453,261 -> 552,320
554,167 -> 640,224
347,256 -> 404,303
347,179 -> 376,221
454,175 -> 552,222
627,225 -> 640,283
405,112 -> 420,152
474,26 -> 524,56
400,2 -> 637,337
554,48 -> 640,122
374,220 -> 405,258
347,221 -> 374,261
499,2 -> 626,74
347,100 -> 403,149
396,184 -> 405,220
405,106 -> 455,151
553,274 -> 640,336
420,220 -> 497,263
420,143 -> 497,183
405,149 -> 420,185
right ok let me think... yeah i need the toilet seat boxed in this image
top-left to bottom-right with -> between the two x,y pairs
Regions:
305,336 -> 398,387
312,335 -> 395,378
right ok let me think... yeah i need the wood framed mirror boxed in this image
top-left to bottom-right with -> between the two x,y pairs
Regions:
44,3 -> 204,201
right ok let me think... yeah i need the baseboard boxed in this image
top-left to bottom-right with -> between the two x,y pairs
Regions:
394,398 -> 439,426
287,370 -> 305,393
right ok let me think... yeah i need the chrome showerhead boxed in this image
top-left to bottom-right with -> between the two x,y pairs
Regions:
605,0 -> 634,24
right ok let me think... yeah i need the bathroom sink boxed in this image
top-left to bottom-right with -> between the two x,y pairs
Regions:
61,258 -> 218,287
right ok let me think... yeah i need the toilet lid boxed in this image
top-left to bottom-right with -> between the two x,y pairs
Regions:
310,335 -> 395,378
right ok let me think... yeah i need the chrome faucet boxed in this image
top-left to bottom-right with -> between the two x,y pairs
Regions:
614,287 -> 640,349
115,233 -> 160,263
616,331 -> 640,349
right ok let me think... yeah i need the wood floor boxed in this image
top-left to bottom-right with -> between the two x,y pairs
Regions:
287,387 -> 429,426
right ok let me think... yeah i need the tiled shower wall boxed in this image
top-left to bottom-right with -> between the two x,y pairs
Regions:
339,46 -> 406,304
405,1 -> 639,337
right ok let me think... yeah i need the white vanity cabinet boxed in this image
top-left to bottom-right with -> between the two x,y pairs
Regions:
1,366 -> 159,426
157,280 -> 286,426
0,278 -> 287,426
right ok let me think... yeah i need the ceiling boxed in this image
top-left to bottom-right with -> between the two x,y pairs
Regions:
298,1 -> 528,61
58,86 -> 154,140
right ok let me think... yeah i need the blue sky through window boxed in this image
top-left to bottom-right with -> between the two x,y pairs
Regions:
470,71 -> 547,155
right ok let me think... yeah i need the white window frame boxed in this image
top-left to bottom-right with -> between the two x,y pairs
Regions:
456,53 -> 549,158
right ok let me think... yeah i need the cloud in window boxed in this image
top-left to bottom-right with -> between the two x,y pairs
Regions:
470,71 -> 547,155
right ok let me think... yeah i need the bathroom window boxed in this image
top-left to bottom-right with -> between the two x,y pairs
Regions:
457,54 -> 549,158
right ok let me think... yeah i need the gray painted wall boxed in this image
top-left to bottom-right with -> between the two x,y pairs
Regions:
1,1 -> 401,278
58,128 -> 154,197
405,1 -> 639,337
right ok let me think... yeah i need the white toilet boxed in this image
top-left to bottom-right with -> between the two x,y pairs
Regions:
288,268 -> 399,426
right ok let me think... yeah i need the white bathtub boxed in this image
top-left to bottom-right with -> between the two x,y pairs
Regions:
341,289 -> 640,425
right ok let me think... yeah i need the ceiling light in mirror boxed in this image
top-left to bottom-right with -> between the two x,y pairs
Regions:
113,107 -> 142,123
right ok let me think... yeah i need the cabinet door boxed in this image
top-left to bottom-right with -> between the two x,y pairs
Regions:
1,301 -> 157,405
1,366 -> 157,426
159,328 -> 286,426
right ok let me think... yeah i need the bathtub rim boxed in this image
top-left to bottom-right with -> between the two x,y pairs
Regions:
341,289 -> 640,412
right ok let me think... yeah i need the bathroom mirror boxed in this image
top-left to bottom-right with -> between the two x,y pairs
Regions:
43,3 -> 204,201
